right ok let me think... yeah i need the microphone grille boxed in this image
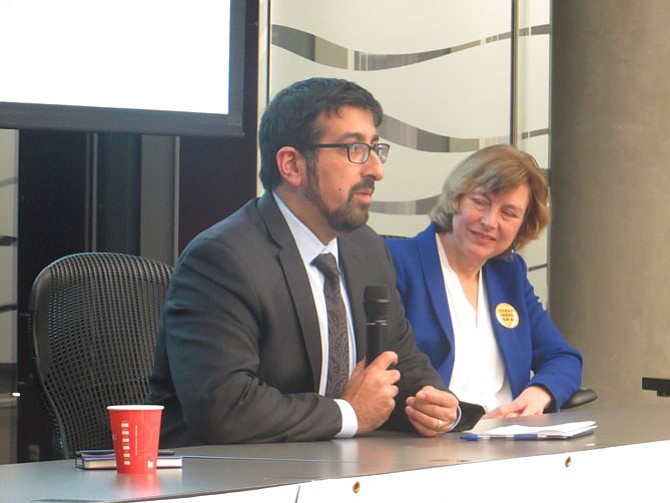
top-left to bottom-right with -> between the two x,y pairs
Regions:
363,284 -> 390,320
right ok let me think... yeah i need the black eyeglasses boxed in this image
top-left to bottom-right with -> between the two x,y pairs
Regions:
292,142 -> 390,164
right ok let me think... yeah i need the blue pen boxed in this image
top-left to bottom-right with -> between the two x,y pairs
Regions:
460,433 -> 541,441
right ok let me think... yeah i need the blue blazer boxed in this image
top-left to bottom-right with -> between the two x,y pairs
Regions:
385,223 -> 582,410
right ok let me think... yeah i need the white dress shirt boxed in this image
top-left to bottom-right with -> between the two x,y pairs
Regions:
274,192 -> 358,437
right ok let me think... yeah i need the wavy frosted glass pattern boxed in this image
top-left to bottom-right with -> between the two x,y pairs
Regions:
268,0 -> 549,242
272,24 -> 516,71
273,23 -> 548,72
515,0 -> 551,303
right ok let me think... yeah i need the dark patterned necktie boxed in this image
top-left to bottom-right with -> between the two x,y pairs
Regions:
312,253 -> 350,398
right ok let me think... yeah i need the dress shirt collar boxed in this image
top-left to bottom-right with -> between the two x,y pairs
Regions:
272,192 -> 339,265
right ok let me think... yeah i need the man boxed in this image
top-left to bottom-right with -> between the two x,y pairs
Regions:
147,77 -> 484,446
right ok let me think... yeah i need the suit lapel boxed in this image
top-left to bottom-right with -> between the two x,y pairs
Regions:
257,193 -> 323,390
337,236 -> 366,360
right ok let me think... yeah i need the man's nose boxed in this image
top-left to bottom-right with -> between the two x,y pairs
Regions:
362,150 -> 384,181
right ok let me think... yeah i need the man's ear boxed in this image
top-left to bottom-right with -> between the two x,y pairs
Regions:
276,146 -> 304,187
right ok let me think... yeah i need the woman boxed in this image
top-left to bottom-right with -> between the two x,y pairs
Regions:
385,144 -> 582,418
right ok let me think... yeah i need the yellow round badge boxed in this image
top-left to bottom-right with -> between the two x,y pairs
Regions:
495,303 -> 519,329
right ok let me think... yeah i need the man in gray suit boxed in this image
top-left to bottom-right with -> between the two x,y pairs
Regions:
147,77 -> 483,446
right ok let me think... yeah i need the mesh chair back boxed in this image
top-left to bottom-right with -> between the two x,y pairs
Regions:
28,252 -> 172,459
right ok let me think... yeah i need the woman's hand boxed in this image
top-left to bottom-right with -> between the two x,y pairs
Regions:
483,386 -> 552,419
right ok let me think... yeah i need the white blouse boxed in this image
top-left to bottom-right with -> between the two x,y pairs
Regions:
435,233 -> 512,412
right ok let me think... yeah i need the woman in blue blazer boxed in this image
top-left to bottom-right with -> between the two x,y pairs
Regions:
385,145 -> 582,417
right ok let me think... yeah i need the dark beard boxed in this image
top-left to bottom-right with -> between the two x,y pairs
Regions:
304,160 -> 374,234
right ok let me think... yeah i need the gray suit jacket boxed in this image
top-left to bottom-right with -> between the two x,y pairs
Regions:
147,192 -> 482,446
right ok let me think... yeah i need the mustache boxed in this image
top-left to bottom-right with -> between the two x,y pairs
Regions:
349,177 -> 375,196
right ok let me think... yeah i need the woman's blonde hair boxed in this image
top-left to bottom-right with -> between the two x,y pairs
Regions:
430,144 -> 549,258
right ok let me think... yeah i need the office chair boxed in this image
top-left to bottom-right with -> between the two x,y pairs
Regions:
27,252 -> 172,459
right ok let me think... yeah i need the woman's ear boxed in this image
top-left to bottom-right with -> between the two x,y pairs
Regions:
275,146 -> 303,187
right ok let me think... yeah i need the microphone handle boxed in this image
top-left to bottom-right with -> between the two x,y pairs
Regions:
366,320 -> 387,365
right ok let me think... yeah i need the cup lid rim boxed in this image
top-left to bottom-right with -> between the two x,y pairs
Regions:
107,405 -> 164,411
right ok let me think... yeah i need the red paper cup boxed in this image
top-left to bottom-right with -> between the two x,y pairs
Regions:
107,405 -> 164,474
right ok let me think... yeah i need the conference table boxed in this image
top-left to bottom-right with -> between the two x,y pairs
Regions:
3,404 -> 669,502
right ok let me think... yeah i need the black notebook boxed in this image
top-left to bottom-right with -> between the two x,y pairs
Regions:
74,450 -> 182,470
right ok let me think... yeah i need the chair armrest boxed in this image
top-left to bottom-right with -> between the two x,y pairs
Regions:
561,388 -> 598,410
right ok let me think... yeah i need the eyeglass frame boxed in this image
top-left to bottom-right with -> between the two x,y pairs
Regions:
290,142 -> 391,164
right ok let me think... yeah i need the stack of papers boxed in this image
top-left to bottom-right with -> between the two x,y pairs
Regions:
461,420 -> 597,441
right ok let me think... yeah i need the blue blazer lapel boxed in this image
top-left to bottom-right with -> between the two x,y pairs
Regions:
482,261 -> 522,389
257,193 -> 322,390
416,225 -> 456,368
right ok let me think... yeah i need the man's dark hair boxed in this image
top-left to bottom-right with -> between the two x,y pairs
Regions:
258,77 -> 383,190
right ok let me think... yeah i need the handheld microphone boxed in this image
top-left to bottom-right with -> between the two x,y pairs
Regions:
364,284 -> 390,366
